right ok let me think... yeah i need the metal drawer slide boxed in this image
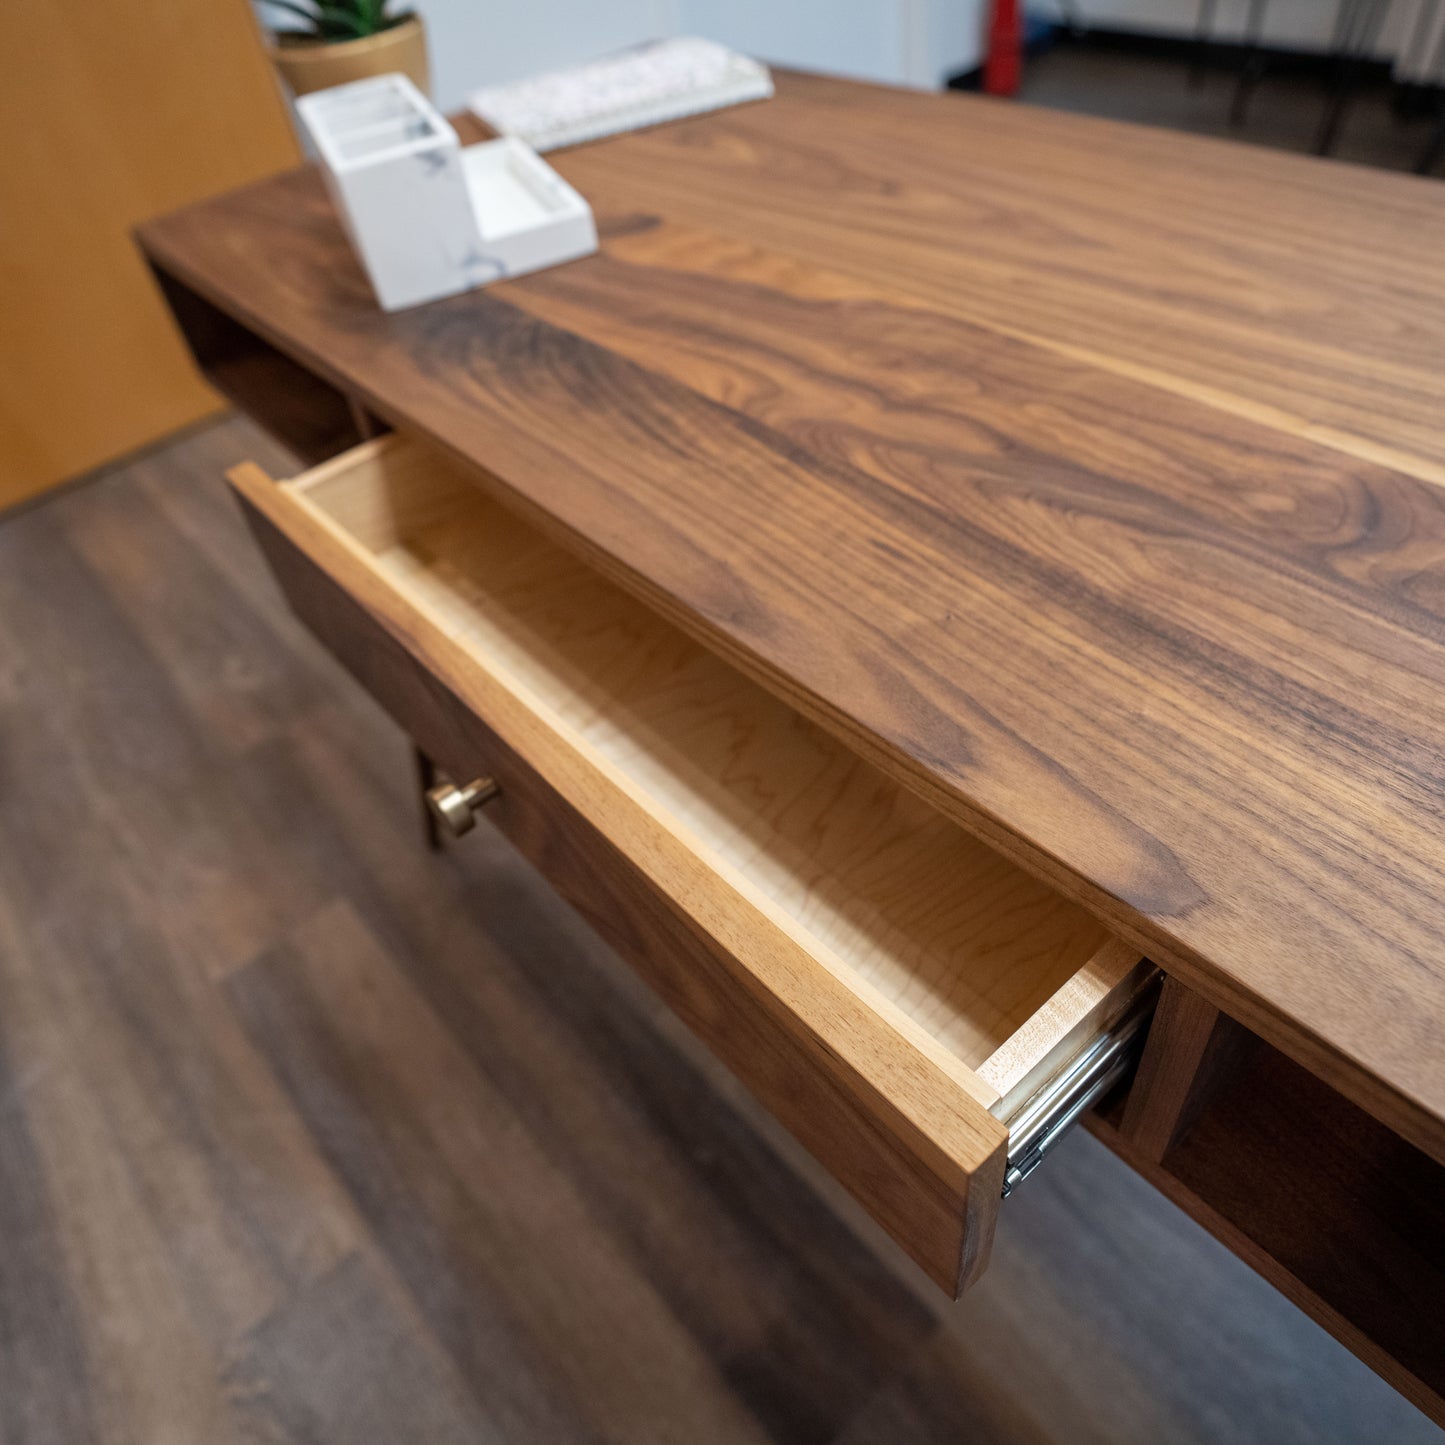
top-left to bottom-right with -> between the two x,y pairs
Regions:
999,983 -> 1159,1197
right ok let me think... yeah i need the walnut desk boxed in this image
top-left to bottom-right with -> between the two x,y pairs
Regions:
138,72 -> 1445,1423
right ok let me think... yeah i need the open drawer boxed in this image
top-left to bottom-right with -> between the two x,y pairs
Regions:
228,434 -> 1155,1296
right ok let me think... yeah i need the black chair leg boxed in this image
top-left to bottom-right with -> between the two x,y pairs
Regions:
1317,57 -> 1361,152
1413,9 -> 1445,171
1315,0 -> 1391,155
1191,0 -> 1220,86
1230,0 -> 1270,124
1419,113 -> 1445,173
1057,0 -> 1086,41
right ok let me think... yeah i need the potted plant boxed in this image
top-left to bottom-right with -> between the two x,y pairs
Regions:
265,0 -> 430,99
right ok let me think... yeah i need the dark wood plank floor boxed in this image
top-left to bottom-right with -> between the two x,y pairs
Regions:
0,414 -> 1437,1444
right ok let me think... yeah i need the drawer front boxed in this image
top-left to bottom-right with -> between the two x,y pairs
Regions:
236,485 -> 1008,1295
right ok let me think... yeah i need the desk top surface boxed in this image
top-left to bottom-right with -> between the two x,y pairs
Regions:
140,71 -> 1445,1159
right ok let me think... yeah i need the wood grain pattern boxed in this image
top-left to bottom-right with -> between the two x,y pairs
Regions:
979,940 -> 1153,1119
0,0 -> 296,507
151,270 -> 368,465
234,480 -> 1010,1295
233,436 -> 1151,1291
292,436 -> 1128,1071
138,77 -> 1445,1167
1119,977 -> 1242,1161
4,415 -> 1434,1443
0,415 -> 934,1442
1095,1025 -> 1445,1428
542,74 -> 1445,484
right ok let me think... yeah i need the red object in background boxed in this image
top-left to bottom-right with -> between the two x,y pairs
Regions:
984,0 -> 1022,95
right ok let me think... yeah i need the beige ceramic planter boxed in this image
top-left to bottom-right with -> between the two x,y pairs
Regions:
271,14 -> 429,99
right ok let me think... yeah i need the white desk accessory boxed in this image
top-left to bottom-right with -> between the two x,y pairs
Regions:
467,37 -> 774,153
296,74 -> 598,313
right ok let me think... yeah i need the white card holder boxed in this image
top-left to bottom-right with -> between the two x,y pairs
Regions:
297,74 -> 598,313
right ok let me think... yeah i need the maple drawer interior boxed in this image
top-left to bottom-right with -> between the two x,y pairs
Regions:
230,433 -> 1148,1289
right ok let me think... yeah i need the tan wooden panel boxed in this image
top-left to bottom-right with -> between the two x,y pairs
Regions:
0,0 -> 298,508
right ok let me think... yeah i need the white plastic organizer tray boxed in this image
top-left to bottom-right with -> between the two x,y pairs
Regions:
297,73 -> 597,313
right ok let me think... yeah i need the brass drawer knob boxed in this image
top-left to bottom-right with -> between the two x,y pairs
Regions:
425,776 -> 500,837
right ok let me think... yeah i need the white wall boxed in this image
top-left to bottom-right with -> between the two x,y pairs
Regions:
386,0 -> 986,109
918,0 -> 990,84
416,0 -> 675,111
681,0 -> 986,87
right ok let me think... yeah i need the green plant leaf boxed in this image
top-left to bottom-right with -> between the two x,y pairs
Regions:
271,0 -> 408,39
314,3 -> 373,37
344,0 -> 378,36
270,0 -> 382,38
